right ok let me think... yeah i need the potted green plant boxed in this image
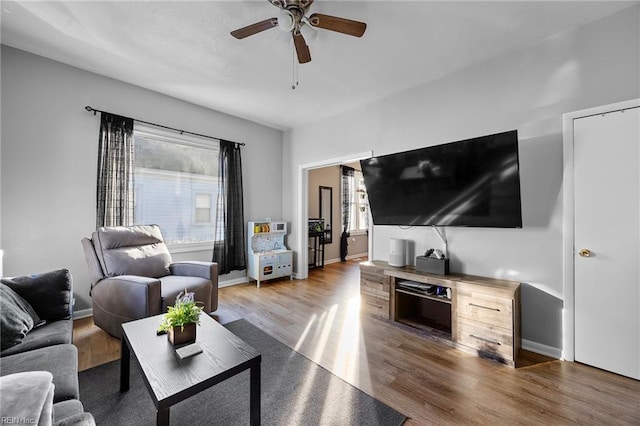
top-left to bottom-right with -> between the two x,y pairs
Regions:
157,290 -> 203,346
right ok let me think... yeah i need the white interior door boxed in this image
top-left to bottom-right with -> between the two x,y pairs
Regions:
573,106 -> 640,380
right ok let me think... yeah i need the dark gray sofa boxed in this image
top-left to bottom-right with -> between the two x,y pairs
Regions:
0,269 -> 94,425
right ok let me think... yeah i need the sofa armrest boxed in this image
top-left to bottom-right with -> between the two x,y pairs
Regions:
55,411 -> 96,426
0,371 -> 55,425
1,269 -> 73,321
91,275 -> 162,320
170,261 -> 218,284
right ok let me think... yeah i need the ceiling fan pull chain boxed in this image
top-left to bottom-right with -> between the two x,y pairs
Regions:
292,42 -> 299,90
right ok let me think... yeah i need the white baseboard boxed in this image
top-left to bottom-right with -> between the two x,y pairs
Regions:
219,277 -> 250,288
325,252 -> 368,265
347,252 -> 368,261
73,308 -> 93,319
522,339 -> 562,359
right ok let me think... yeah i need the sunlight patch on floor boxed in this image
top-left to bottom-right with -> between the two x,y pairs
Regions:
288,294 -> 374,397
286,305 -> 338,424
332,296 -> 362,384
294,312 -> 317,352
285,358 -> 322,424
311,304 -> 338,362
318,365 -> 358,425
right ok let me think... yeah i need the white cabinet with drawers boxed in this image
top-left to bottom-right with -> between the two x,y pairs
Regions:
247,220 -> 293,288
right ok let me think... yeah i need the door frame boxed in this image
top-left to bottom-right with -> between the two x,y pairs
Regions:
297,151 -> 373,280
561,98 -> 639,362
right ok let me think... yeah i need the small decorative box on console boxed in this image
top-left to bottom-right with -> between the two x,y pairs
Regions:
416,256 -> 449,276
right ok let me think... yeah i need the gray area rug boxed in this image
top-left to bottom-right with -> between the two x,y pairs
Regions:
79,319 -> 407,425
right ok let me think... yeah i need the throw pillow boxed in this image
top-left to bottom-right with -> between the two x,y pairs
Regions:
0,269 -> 72,320
0,283 -> 42,350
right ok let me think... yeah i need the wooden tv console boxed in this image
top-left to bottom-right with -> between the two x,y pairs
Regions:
360,260 -> 521,367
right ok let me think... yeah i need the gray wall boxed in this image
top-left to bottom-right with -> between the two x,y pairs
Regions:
283,7 -> 640,355
1,46 -> 284,311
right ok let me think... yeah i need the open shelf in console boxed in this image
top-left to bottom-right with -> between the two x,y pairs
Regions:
395,287 -> 452,338
395,288 -> 451,304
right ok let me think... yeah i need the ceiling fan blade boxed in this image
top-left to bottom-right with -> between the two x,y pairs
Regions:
293,33 -> 311,64
308,13 -> 367,37
230,18 -> 278,39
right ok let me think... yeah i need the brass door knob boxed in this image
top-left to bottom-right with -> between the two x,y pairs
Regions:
578,249 -> 592,257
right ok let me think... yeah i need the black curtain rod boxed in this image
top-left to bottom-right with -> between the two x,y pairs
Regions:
84,106 -> 245,146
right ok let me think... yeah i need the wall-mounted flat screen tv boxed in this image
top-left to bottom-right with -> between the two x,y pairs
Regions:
360,130 -> 522,228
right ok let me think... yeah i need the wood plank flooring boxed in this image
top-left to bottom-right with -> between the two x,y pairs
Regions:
73,259 -> 640,425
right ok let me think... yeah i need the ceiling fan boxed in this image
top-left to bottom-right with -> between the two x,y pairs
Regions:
230,0 -> 367,64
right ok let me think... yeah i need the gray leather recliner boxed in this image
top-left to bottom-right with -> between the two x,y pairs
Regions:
81,224 -> 218,338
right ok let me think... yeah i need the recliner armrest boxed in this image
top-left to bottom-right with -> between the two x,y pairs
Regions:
170,262 -> 219,313
170,261 -> 218,283
91,275 -> 162,319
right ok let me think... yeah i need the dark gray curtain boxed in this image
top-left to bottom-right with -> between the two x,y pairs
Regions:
213,140 -> 246,274
96,112 -> 134,228
340,166 -> 355,261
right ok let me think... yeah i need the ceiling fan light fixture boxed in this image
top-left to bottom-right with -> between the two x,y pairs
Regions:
299,22 -> 318,44
230,2 -> 368,65
277,9 -> 295,32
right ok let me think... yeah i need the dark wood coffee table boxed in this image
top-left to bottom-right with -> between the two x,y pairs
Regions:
120,314 -> 261,425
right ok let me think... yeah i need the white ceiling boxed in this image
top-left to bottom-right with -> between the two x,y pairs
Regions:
1,1 -> 637,130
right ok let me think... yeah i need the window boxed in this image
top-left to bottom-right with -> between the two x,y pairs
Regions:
133,126 -> 219,246
349,170 -> 369,233
194,193 -> 212,224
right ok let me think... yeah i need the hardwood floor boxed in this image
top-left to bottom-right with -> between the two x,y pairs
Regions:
73,259 -> 640,425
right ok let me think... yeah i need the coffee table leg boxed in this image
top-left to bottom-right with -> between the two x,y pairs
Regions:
120,337 -> 130,392
250,362 -> 261,426
157,407 -> 169,426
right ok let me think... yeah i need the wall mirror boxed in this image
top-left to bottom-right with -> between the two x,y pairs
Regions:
319,186 -> 333,244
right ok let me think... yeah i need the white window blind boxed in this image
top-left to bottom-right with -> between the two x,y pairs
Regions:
133,126 -> 220,245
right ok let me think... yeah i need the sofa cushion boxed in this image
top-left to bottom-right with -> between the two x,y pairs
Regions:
0,283 -> 42,351
93,225 -> 172,278
0,345 -> 79,403
1,269 -> 73,321
1,319 -> 72,357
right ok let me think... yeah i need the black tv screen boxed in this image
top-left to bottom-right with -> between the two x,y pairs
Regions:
360,130 -> 522,228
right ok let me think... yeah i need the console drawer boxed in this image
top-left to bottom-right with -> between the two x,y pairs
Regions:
360,277 -> 390,300
360,293 -> 389,318
457,292 -> 513,329
360,262 -> 392,319
456,318 -> 514,363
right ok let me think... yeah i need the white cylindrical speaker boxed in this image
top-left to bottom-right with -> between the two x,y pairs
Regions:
389,238 -> 406,267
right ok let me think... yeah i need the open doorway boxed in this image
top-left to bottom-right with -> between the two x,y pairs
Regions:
297,151 -> 372,280
307,163 -> 369,270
